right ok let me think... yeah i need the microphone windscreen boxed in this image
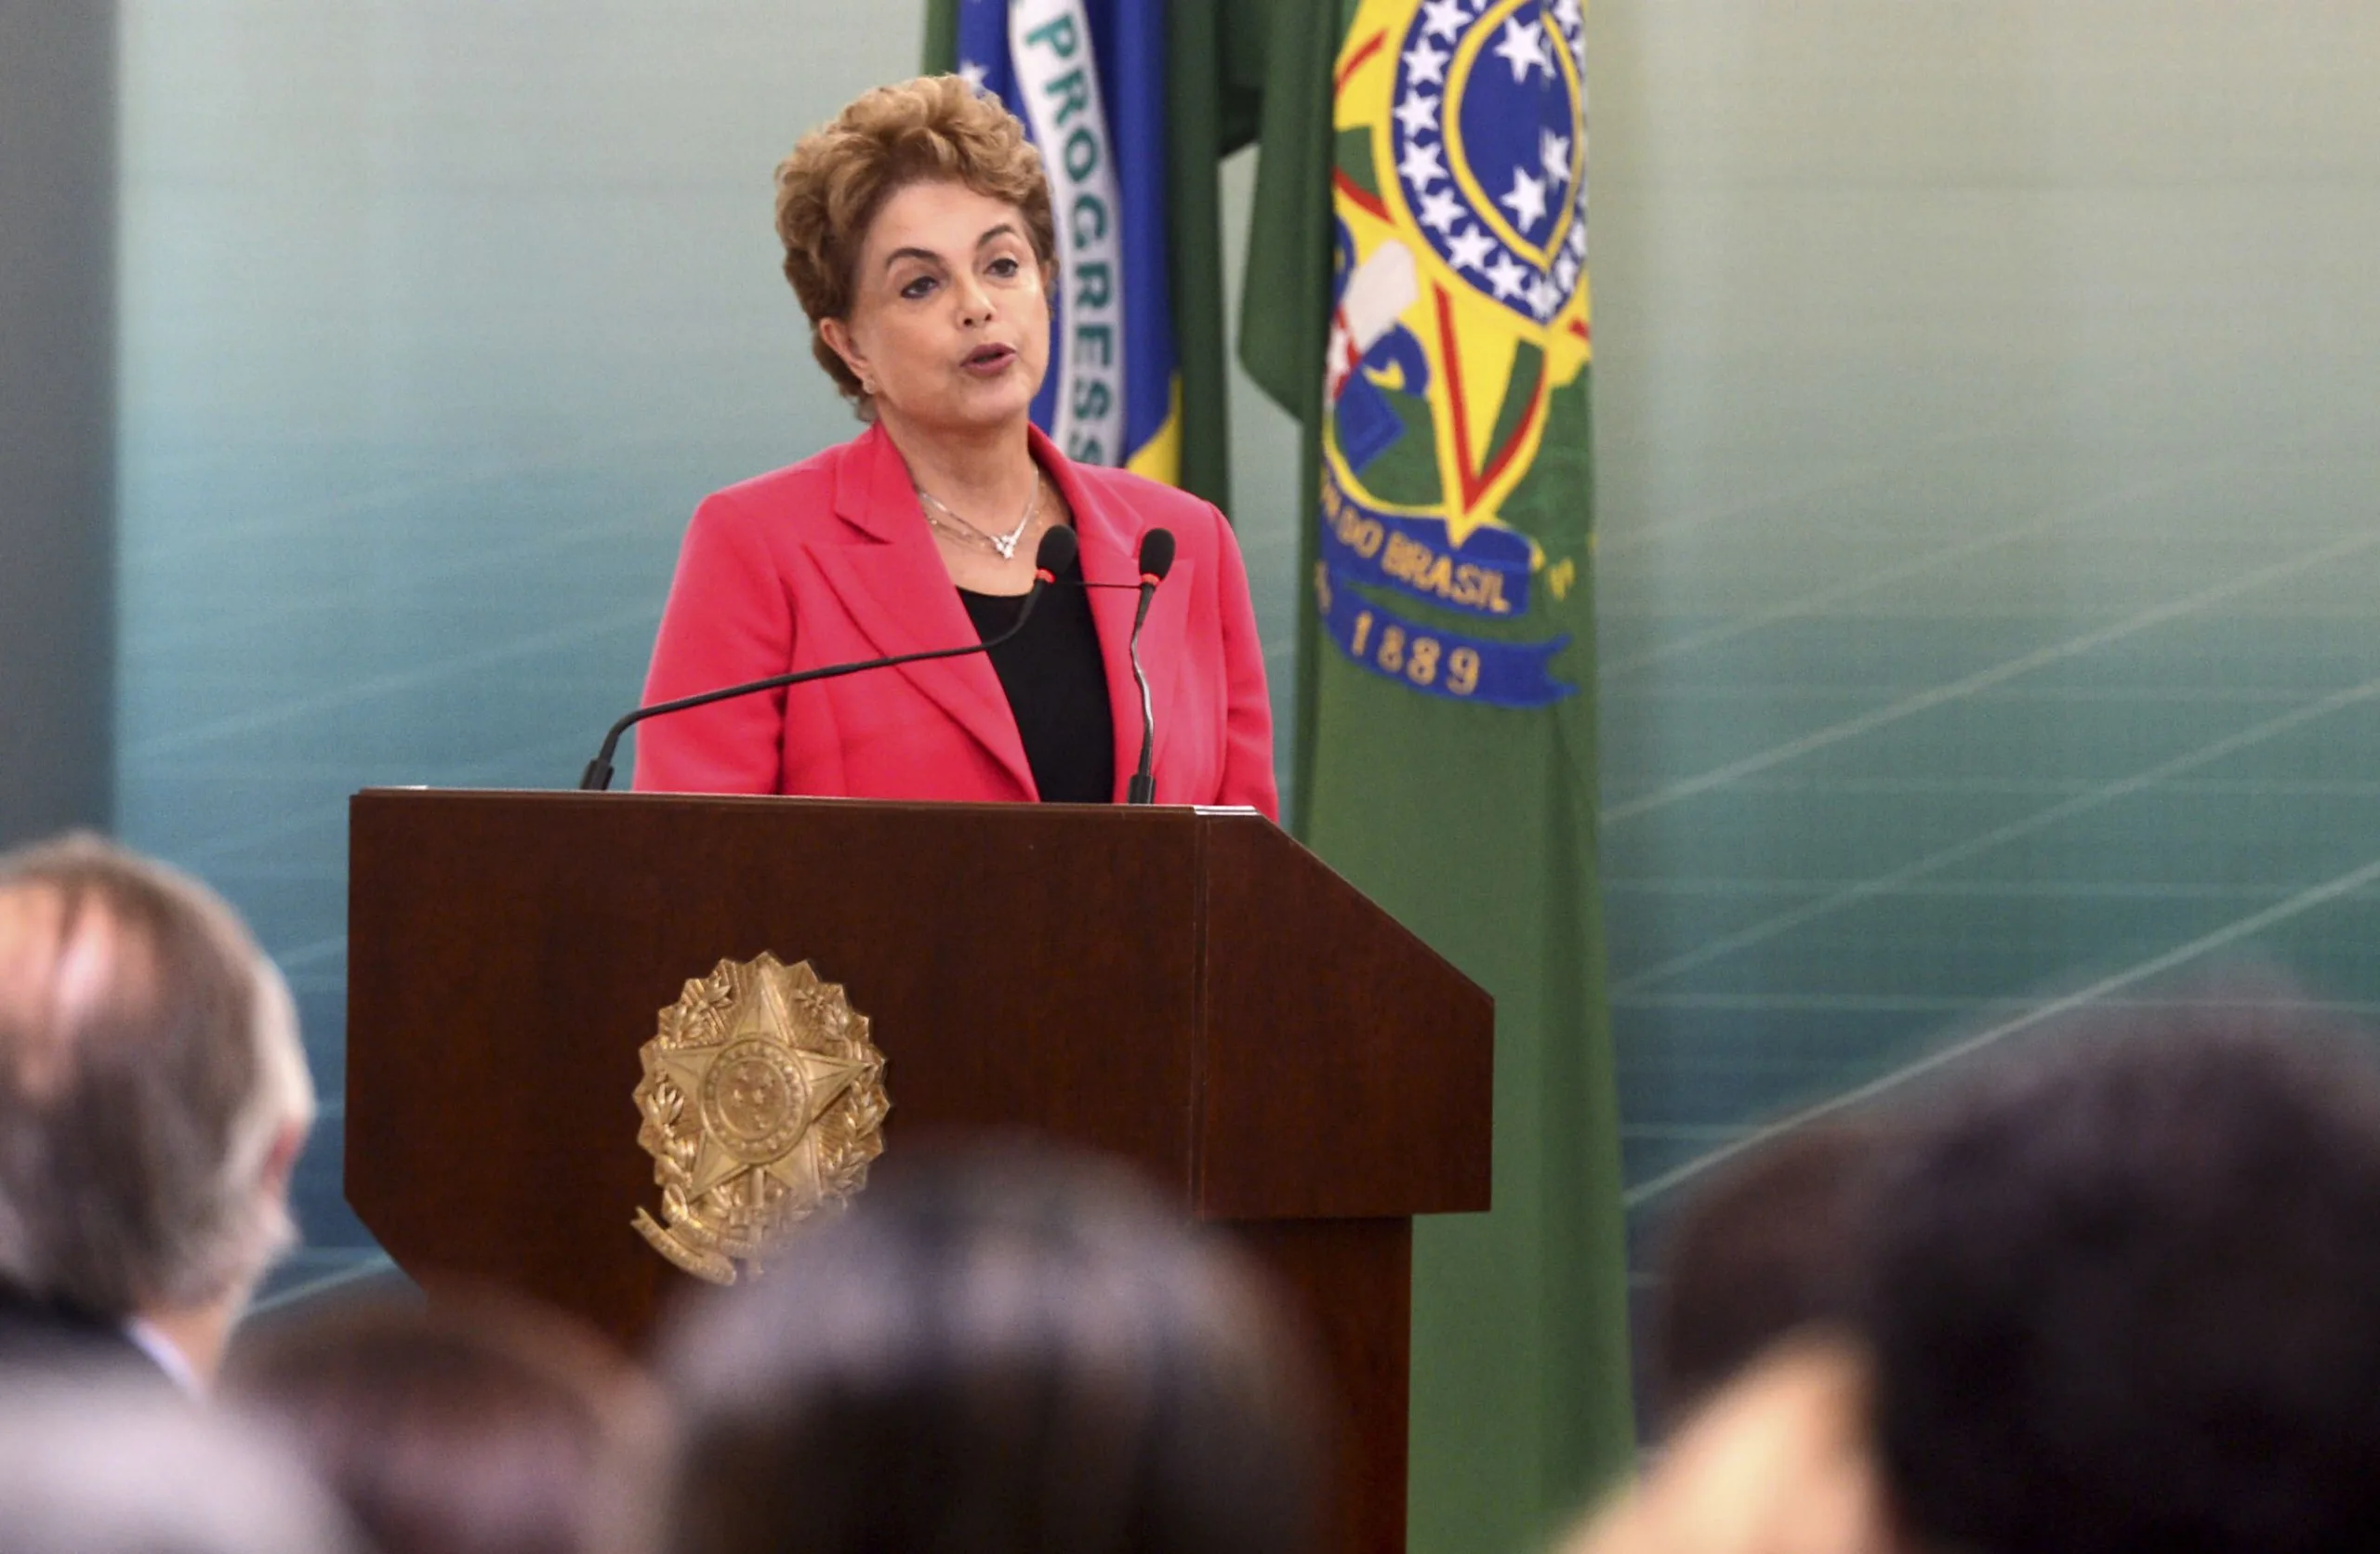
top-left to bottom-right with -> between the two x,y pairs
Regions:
1033,523 -> 1079,577
1136,527 -> 1177,583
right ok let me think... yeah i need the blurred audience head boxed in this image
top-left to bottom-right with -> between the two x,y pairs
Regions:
223,1287 -> 663,1554
1864,998 -> 2380,1554
0,832 -> 313,1383
1650,1121 -> 1883,1430
654,1140 -> 1322,1554
0,1377 -> 363,1554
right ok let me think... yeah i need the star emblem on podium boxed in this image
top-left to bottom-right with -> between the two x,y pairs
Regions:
632,954 -> 888,1283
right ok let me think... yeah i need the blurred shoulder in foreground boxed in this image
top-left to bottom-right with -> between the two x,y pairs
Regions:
0,1378 -> 364,1554
1565,1335 -> 1891,1554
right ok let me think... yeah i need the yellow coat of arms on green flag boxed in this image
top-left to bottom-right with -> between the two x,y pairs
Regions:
1319,0 -> 1591,708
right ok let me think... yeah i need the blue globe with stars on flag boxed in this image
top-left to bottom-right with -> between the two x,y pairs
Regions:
1390,0 -> 1587,324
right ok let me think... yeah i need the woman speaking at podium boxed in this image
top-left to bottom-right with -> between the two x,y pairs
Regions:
633,76 -> 1276,819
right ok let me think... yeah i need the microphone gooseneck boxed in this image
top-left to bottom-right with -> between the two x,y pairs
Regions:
578,524 -> 1078,791
1124,527 -> 1177,806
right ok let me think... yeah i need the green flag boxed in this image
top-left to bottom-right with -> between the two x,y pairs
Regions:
1240,2 -> 1636,1550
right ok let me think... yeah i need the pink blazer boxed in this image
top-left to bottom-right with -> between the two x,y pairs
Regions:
633,422 -> 1278,819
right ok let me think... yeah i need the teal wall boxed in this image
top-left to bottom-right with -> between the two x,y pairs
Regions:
0,1 -> 113,848
114,0 -> 2380,1468
1590,0 -> 2380,1313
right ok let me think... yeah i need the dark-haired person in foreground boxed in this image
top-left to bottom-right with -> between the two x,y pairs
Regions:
652,1144 -> 1321,1554
1568,995 -> 2380,1554
223,1289 -> 664,1554
1564,1125 -> 1894,1554
634,74 -> 1274,811
1863,1001 -> 2380,1554
1647,1122 -> 1884,1434
0,834 -> 315,1390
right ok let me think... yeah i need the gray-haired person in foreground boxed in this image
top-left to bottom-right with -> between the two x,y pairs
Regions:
0,833 -> 315,1390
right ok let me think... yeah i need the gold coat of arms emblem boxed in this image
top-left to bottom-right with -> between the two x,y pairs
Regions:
632,954 -> 888,1284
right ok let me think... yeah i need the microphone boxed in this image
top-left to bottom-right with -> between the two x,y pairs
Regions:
1124,527 -> 1175,806
579,525 -> 1079,791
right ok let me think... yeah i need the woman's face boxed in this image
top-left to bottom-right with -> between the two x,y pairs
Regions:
825,179 -> 1051,440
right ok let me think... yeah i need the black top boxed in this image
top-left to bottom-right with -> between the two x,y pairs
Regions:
959,559 -> 1116,804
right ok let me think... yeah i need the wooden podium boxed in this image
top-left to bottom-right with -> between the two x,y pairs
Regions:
347,789 -> 1490,1554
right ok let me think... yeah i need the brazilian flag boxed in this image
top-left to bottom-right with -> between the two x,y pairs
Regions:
928,0 -> 1185,491
928,1 -> 1283,507
932,3 -> 1633,1550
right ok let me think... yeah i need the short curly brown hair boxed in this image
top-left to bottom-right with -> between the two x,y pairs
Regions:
774,75 -> 1057,414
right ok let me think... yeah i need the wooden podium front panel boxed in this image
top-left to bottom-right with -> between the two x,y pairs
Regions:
348,790 -> 1206,1339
